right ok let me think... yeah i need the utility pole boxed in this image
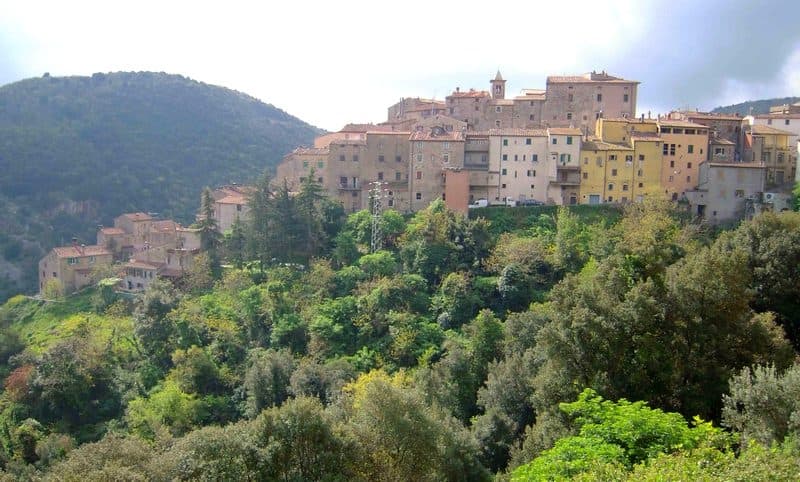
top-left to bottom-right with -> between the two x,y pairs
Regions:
370,181 -> 387,253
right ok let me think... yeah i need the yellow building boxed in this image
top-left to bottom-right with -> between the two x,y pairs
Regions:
579,118 -> 662,204
743,125 -> 797,187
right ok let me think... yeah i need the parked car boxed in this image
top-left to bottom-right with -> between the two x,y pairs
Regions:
468,198 -> 489,209
519,199 -> 545,206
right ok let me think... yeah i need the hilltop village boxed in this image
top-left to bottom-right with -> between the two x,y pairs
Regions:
38,71 -> 800,296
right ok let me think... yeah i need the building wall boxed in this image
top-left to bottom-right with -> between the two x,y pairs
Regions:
443,170 -> 470,214
547,129 -> 582,204
657,123 -> 709,200
543,76 -> 637,133
39,251 -> 113,295
687,163 -> 766,222
489,130 -> 550,203
408,133 -> 465,212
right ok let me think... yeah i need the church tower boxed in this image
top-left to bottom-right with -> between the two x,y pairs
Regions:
491,70 -> 506,100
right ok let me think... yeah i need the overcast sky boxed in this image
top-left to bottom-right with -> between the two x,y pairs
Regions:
1,0 -> 799,131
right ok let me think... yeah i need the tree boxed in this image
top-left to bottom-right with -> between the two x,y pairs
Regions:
133,278 -> 179,367
246,170 -> 274,275
197,187 -> 222,278
225,216 -> 246,269
242,348 -> 295,418
722,363 -> 800,448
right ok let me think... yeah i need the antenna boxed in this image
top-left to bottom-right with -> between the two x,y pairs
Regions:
369,181 -> 387,253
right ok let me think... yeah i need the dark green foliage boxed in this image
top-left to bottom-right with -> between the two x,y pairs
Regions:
711,96 -> 800,115
0,72 -> 322,303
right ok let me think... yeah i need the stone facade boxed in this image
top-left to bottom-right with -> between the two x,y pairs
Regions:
39,244 -> 113,295
655,120 -> 710,200
686,162 -> 766,223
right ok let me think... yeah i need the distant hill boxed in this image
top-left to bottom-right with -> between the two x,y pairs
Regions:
711,97 -> 800,116
0,71 -> 324,301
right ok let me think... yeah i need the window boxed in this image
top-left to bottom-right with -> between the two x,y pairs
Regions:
415,192 -> 422,200
416,154 -> 422,162
687,162 -> 692,168
638,154 -> 645,161
339,154 -> 346,162
396,155 -> 402,162
612,168 -> 618,176
68,257 -> 78,265
566,136 -> 573,145
623,94 -> 629,102
560,153 -> 571,163
597,93 -> 602,102
688,145 -> 694,154
502,154 -> 508,161
663,144 -> 669,155
502,168 -> 507,175
622,184 -> 629,191
661,127 -> 671,134
582,172 -> 588,179
625,155 -> 633,163
353,155 -> 359,162
496,106 -> 502,113
339,176 -> 347,187
395,171 -> 402,181
609,154 -> 617,161
526,138 -> 531,145
527,170 -> 533,177
567,112 -> 573,120
638,182 -> 643,188
501,183 -> 507,188
668,175 -> 674,182
302,160 -> 309,168
637,169 -> 643,177
236,204 -> 242,212
318,177 -> 323,183
443,154 -> 450,163
378,172 -> 384,180
495,120 -> 501,127
514,171 -> 518,178
670,160 -> 675,168
378,155 -> 385,162
568,93 -> 574,102
670,144 -> 676,156
416,171 -> 422,180
317,161 -> 324,168
388,199 -> 394,207
552,137 -> 557,145
786,119 -> 790,125
514,154 -> 518,161
685,129 -> 695,134
608,183 -> 614,191
503,139 -> 508,146
532,154 -> 538,162
53,272 -> 57,277
686,175 -> 691,183
532,170 -> 537,177
735,189 -> 745,198
443,142 -> 450,149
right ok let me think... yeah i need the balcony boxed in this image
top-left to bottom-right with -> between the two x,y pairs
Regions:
338,183 -> 360,191
549,172 -> 581,186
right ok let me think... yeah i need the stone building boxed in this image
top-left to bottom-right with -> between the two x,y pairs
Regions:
686,162 -> 766,223
742,124 -> 797,187
546,127 -> 583,205
542,72 -> 638,133
655,119 -> 710,200
489,128 -> 549,204
39,243 -> 113,295
408,127 -> 465,212
671,111 -> 743,154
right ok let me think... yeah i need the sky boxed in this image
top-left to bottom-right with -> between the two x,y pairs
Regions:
1,0 -> 799,132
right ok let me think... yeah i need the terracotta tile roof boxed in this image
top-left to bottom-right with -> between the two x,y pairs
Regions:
466,131 -> 491,138
657,119 -> 710,129
514,90 -> 546,101
340,123 -> 395,133
53,245 -> 112,258
333,139 -> 367,146
292,147 -> 329,155
151,220 -> 177,232
547,72 -> 637,84
366,130 -> 412,136
125,260 -> 162,270
710,137 -> 735,145
100,227 -> 125,235
683,112 -> 743,121
119,212 -> 152,221
548,127 -> 582,135
488,128 -> 548,137
216,194 -> 247,205
409,130 -> 465,141
750,125 -> 794,136
581,139 -> 633,151
491,99 -> 515,106
448,90 -> 490,98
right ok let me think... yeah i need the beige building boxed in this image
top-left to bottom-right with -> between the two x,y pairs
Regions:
489,128 -> 549,204
709,137 -> 736,163
686,162 -> 766,223
655,119 -> 710,200
463,132 -> 498,204
542,72 -> 638,134
670,111 -> 743,154
742,124 -> 797,188
547,128 -> 583,204
409,127 -> 465,211
39,243 -> 113,295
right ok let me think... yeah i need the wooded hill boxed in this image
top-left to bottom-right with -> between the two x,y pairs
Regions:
0,185 -> 799,479
0,72 -> 323,302
711,96 -> 800,115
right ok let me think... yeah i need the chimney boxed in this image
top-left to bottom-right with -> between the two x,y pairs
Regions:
456,87 -> 460,93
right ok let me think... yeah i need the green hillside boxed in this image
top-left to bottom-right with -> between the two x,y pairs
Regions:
711,96 -> 800,116
0,72 -> 323,302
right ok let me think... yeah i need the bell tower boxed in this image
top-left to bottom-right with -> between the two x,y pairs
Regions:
491,70 -> 506,100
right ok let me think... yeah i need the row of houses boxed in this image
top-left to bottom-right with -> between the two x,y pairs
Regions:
39,212 -> 201,296
275,71 -> 799,222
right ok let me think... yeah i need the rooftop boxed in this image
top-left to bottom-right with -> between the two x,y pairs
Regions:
707,162 -> 765,169
488,128 -> 548,137
710,137 -> 735,145
631,132 -> 662,142
53,245 -> 112,258
547,71 -> 638,84
125,260 -> 163,270
657,119 -> 710,129
99,227 -> 125,235
119,212 -> 152,222
548,127 -> 583,135
682,111 -> 743,122
216,194 -> 247,205
581,139 -> 633,151
409,130 -> 465,142
749,125 -> 795,136
340,123 -> 396,133
448,89 -> 490,99
292,147 -> 329,156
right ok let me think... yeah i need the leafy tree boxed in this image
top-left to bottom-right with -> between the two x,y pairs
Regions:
289,358 -> 355,405
198,187 -> 222,278
242,348 -> 295,417
125,380 -> 202,439
246,170 -> 275,275
357,250 -> 397,278
722,363 -> 800,448
133,278 -> 179,367
42,434 -> 155,481
169,346 -> 223,395
431,271 -> 480,329
225,216 -> 246,269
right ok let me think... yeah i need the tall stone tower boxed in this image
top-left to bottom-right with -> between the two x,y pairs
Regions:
491,70 -> 506,100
